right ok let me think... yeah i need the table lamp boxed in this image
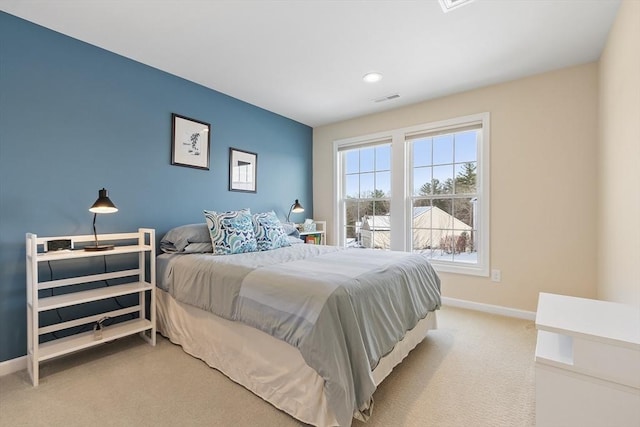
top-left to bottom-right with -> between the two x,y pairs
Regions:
85,188 -> 118,251
286,199 -> 304,223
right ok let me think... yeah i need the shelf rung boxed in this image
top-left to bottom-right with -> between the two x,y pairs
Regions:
38,318 -> 152,361
38,269 -> 141,291
36,244 -> 151,262
38,282 -> 151,311
38,306 -> 141,335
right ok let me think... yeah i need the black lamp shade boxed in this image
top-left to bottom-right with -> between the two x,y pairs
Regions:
287,199 -> 304,223
89,188 -> 118,214
85,188 -> 117,251
291,199 -> 304,213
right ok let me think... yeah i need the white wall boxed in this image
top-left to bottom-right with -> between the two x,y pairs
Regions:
597,0 -> 640,306
313,64 -> 599,312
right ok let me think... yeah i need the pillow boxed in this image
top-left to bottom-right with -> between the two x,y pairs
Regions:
181,242 -> 214,253
204,209 -> 258,255
160,223 -> 212,253
281,222 -> 300,239
287,235 -> 304,245
252,211 -> 291,251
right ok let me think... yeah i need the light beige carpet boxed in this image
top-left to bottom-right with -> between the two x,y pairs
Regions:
0,306 -> 536,426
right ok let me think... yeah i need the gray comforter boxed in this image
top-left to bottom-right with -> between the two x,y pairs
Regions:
158,244 -> 441,426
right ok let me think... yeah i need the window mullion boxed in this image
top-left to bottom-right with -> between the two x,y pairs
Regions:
390,131 -> 405,251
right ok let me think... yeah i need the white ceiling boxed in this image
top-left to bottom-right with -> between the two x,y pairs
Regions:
0,0 -> 621,127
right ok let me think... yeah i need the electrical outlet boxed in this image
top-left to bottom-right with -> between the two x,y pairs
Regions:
491,269 -> 501,282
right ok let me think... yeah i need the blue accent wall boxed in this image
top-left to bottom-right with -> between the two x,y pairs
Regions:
0,12 -> 313,362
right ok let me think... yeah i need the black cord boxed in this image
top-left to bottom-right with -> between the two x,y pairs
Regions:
46,261 -> 63,339
47,261 -> 54,286
48,256 -> 136,331
102,256 -> 126,308
44,255 -> 138,339
101,256 -> 136,323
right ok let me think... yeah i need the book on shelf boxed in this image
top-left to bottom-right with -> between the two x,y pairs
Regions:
304,234 -> 321,244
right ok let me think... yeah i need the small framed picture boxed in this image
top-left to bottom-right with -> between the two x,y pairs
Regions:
171,113 -> 211,170
229,147 -> 257,193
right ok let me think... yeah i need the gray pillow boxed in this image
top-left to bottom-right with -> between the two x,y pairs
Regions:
287,235 -> 303,245
181,242 -> 214,253
160,223 -> 212,253
281,222 -> 300,239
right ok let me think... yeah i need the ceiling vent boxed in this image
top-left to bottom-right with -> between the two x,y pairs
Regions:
374,94 -> 400,103
438,0 -> 475,13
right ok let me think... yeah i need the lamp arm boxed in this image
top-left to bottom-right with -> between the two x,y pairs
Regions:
286,203 -> 294,223
92,212 -> 99,246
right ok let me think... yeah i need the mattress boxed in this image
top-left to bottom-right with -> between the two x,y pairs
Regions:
156,245 -> 441,425
156,287 -> 437,426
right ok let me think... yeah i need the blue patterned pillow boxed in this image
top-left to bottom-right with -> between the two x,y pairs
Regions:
203,209 -> 258,255
252,211 -> 291,251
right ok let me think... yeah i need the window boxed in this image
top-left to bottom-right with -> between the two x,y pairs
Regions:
409,126 -> 481,267
334,113 -> 490,276
338,141 -> 392,249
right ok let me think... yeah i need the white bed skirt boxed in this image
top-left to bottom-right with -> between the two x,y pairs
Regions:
156,288 -> 437,427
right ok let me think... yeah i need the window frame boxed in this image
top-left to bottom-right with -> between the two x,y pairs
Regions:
406,113 -> 490,276
334,136 -> 394,249
333,112 -> 490,277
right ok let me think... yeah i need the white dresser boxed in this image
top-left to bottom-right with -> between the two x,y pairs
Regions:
535,292 -> 640,426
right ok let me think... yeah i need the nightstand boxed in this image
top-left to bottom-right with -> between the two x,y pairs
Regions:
298,221 -> 326,245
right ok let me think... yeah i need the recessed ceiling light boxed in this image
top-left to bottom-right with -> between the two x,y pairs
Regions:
438,0 -> 475,13
363,72 -> 383,83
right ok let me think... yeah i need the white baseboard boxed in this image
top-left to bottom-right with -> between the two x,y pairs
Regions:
0,355 -> 26,377
442,296 -> 536,320
0,299 -> 533,377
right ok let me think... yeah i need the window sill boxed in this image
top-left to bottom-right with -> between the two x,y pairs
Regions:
430,261 -> 489,277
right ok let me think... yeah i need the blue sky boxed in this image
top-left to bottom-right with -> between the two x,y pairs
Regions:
344,130 -> 478,198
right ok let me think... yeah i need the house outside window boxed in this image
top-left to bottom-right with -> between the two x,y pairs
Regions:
334,113 -> 490,276
339,142 -> 392,248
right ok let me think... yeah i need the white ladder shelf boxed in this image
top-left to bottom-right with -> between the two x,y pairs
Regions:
25,229 -> 156,386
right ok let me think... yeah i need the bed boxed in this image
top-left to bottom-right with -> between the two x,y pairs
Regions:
155,217 -> 441,426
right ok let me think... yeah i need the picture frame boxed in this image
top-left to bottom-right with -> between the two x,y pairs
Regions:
171,113 -> 211,170
229,147 -> 257,193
